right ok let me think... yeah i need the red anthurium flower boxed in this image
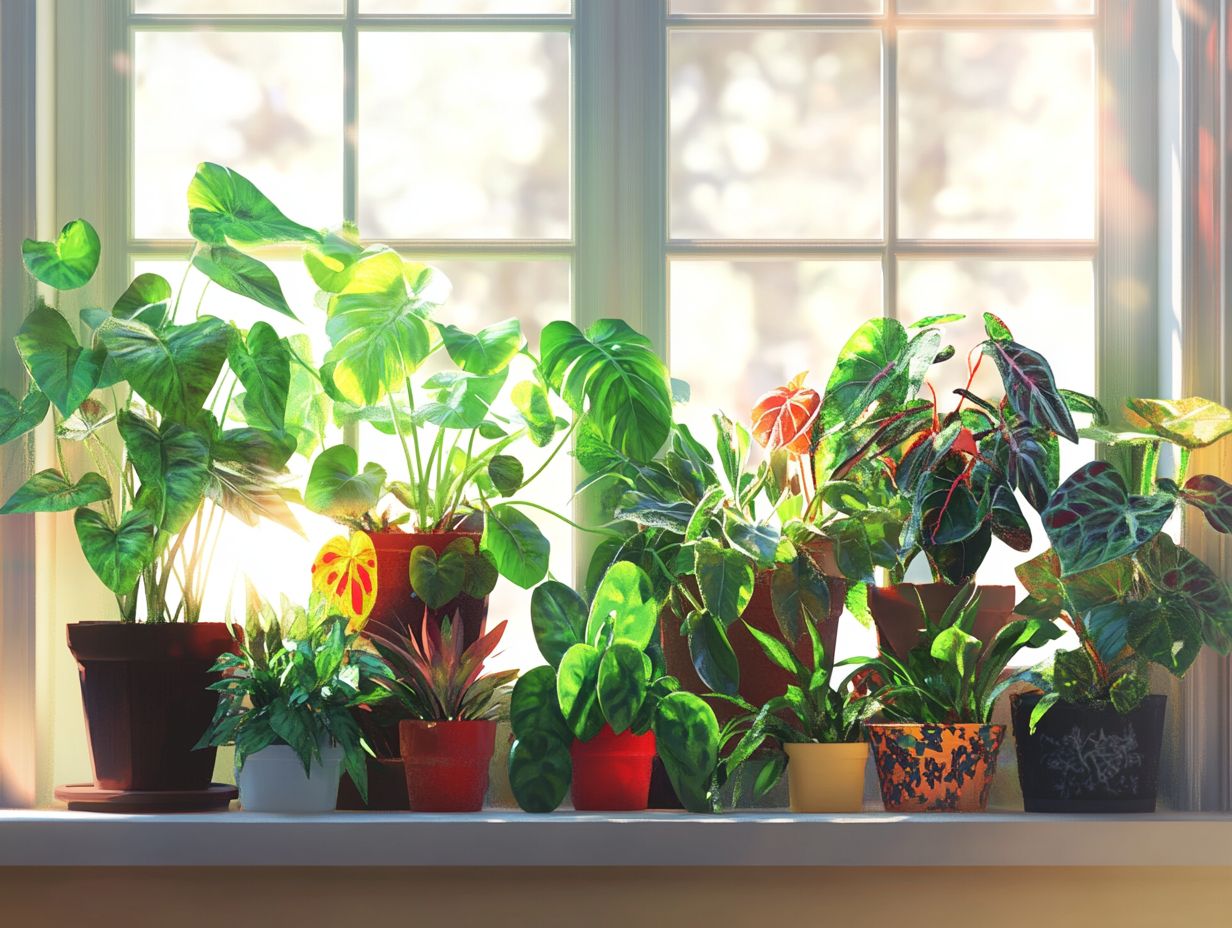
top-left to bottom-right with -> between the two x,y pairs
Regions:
751,371 -> 821,455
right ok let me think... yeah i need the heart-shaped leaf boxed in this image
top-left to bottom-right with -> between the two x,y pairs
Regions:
1,469 -> 110,514
557,643 -> 603,741
511,380 -> 558,447
118,411 -> 211,534
508,733 -> 571,813
984,339 -> 1078,442
228,322 -> 291,434
23,219 -> 100,289
187,162 -> 320,246
1043,461 -> 1175,575
15,303 -> 105,416
586,560 -> 659,649
1124,396 -> 1232,449
687,610 -> 740,695
1002,423 -> 1059,512
1180,474 -> 1232,533
481,502 -> 549,589
530,580 -> 588,668
751,372 -> 820,455
74,507 -> 156,594
694,538 -> 755,626
304,444 -> 386,520
486,454 -> 523,497
597,640 -> 649,734
654,691 -> 720,813
302,225 -> 365,293
96,315 -> 232,422
0,385 -> 50,444
1127,599 -> 1203,675
112,273 -> 172,321
1137,533 -> 1232,653
769,551 -> 830,643
613,490 -> 694,533
193,245 -> 297,320
408,544 -> 466,610
310,532 -> 379,631
821,319 -> 939,428
439,318 -> 522,375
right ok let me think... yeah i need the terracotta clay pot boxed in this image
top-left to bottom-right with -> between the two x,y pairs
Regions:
400,719 -> 497,812
866,722 -> 1005,812
868,583 -> 1016,657
570,725 -> 657,812
1012,693 -> 1166,814
363,529 -> 489,648
66,621 -> 236,791
662,541 -> 847,725
784,742 -> 869,813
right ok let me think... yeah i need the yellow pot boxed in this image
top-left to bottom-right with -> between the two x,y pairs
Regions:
783,742 -> 869,813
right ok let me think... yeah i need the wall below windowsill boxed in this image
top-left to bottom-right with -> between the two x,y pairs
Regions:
2,809 -> 1229,868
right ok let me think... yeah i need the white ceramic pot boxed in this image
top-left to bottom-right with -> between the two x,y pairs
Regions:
783,741 -> 869,813
238,743 -> 344,813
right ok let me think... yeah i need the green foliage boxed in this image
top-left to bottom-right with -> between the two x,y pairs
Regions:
22,219 -> 100,289
407,537 -> 498,609
0,469 -> 110,514
192,245 -> 296,319
187,162 -> 320,247
304,444 -> 388,523
15,302 -> 105,416
480,502 -> 550,589
0,385 -> 50,444
197,597 -> 390,803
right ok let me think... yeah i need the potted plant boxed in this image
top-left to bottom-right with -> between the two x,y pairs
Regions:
508,562 -> 720,812
197,594 -> 392,812
1010,395 -> 1232,812
713,615 -> 880,813
0,163 -> 312,810
364,610 -> 516,812
855,583 -> 1061,811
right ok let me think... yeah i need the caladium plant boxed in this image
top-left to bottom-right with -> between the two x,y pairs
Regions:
0,163 -> 312,622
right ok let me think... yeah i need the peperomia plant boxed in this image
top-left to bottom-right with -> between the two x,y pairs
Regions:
508,562 -> 720,812
196,593 -> 392,803
1013,395 -> 1232,728
0,163 -> 316,622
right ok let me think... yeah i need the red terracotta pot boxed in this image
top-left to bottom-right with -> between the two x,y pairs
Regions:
867,583 -> 1016,657
66,621 -> 236,791
399,719 -> 497,812
364,529 -> 489,647
662,541 -> 847,724
569,725 -> 657,812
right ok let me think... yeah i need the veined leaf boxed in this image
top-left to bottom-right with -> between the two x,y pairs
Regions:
694,539 -> 755,626
22,219 -> 100,290
750,373 -> 821,455
304,444 -> 386,520
0,385 -> 50,445
984,339 -> 1078,442
228,322 -> 291,434
1180,474 -> 1232,533
557,643 -> 603,742
439,318 -> 522,375
530,580 -> 588,669
113,273 -> 172,321
597,640 -> 649,733
1137,533 -> 1232,653
1124,396 -> 1232,449
586,560 -> 658,650
482,503 -> 550,589
74,507 -> 156,595
687,610 -> 739,696
1,469 -> 110,514
193,245 -> 297,320
310,532 -> 378,631
118,411 -> 210,534
187,162 -> 319,246
15,303 -> 105,416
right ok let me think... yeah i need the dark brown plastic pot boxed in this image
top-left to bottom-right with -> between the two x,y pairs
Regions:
336,755 -> 409,810
662,541 -> 847,725
867,583 -> 1016,657
364,529 -> 488,648
66,621 -> 236,791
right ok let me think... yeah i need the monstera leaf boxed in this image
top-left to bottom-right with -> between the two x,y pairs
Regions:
439,318 -> 522,375
15,303 -> 105,416
0,469 -> 110,514
984,338 -> 1078,443
416,370 -> 507,430
751,372 -> 821,455
118,411 -> 211,534
187,162 -> 319,246
1137,533 -> 1232,653
193,245 -> 296,319
1124,396 -> 1232,449
22,219 -> 100,290
539,318 -> 672,463
74,507 -> 156,595
304,444 -> 386,520
310,532 -> 378,631
1180,475 -> 1232,533
1043,461 -> 1175,575
0,385 -> 49,445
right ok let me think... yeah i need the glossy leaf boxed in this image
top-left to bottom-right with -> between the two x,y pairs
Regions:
984,339 -> 1078,442
74,507 -> 156,594
530,580 -> 588,669
510,665 -> 571,742
722,509 -> 780,568
1137,533 -> 1232,653
508,734 -> 571,813
228,322 -> 291,435
310,532 -> 378,631
597,640 -> 649,733
613,490 -> 693,533
1124,396 -> 1232,449
0,385 -> 49,445
1003,423 -> 1059,512
769,551 -> 830,643
586,561 -> 659,650
304,444 -> 386,520
0,469 -> 109,514
118,411 -> 210,534
408,544 -> 466,610
654,691 -> 720,813
113,273 -> 172,321
821,318 -> 908,426
1127,599 -> 1203,675
439,318 -> 522,375
511,380 -> 558,448
418,370 -> 507,430
187,162 -> 319,246
15,303 -> 105,416
557,643 -> 603,741
302,225 -> 364,293
487,454 -> 523,497
687,610 -> 739,695
1042,461 -> 1175,575
982,311 -> 1013,342
481,503 -> 550,589
713,413 -> 750,499
1081,602 -> 1131,663
694,539 -> 754,626
1180,474 -> 1232,533
22,219 -> 100,289
192,246 -> 296,319
751,372 -> 820,455
928,522 -> 992,585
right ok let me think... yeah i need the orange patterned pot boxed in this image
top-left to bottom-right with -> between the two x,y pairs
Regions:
866,723 -> 1004,812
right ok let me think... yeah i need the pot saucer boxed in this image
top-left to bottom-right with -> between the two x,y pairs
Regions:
54,782 -> 237,813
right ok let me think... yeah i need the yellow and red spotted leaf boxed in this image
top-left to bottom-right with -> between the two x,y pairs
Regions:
311,532 -> 378,631
751,372 -> 821,455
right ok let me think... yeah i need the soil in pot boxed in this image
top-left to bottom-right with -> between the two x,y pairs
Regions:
570,725 -> 656,812
868,583 -> 1016,658
67,621 -> 236,792
364,529 -> 488,648
400,719 -> 497,812
238,744 -> 344,813
784,742 -> 869,813
1011,692 -> 1166,813
867,723 -> 1004,812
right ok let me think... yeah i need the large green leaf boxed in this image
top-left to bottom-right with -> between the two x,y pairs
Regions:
408,543 -> 466,610
654,691 -> 720,813
539,318 -> 672,463
1124,396 -> 1232,449
187,162 -> 319,246
96,315 -> 232,422
511,380 -> 558,447
721,508 -> 780,568
613,490 -> 694,533
0,469 -> 109,514
303,444 -> 386,520
302,224 -> 365,293
1137,533 -> 1232,653
417,370 -> 507,430
769,551 -> 830,643
439,318 -> 522,375
74,507 -> 156,594
118,411 -> 211,534
1016,548 -> 1135,619
0,385 -> 50,445
510,665 -> 572,742
15,303 -> 105,416
693,538 -> 755,625
481,503 -> 550,589
530,580 -> 588,668
1126,599 -> 1203,675
228,322 -> 291,434
597,640 -> 649,734
984,339 -> 1078,442
113,273 -> 172,321
192,246 -> 296,320
1042,461 -> 1175,575
687,610 -> 739,695
557,643 -> 604,741
508,734 -> 571,813
586,560 -> 659,649
22,219 -> 100,290
821,318 -> 938,428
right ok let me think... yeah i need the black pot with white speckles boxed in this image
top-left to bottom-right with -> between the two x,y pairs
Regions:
1011,692 -> 1166,813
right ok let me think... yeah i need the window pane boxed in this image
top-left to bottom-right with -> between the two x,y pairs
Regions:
898,30 -> 1095,240
670,31 -> 882,239
358,33 -> 570,239
671,1 -> 881,12
361,0 -> 570,11
899,1 -> 1091,12
133,31 -> 343,239
135,0 -> 340,11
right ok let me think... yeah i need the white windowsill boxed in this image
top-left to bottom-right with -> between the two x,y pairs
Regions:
1,810 -> 1230,868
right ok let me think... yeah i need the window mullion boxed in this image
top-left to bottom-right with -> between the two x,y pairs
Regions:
884,2 -> 898,322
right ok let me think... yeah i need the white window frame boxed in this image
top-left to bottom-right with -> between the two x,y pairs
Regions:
0,0 -> 1227,812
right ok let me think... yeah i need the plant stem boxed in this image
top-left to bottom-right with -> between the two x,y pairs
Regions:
387,388 -> 421,525
1177,446 -> 1192,485
518,418 -> 577,491
192,279 -> 211,320
1140,441 -> 1161,496
405,379 -> 430,526
170,245 -> 198,326
501,499 -> 623,537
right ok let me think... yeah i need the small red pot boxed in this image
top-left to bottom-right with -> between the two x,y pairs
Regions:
399,719 -> 497,812
569,726 -> 657,812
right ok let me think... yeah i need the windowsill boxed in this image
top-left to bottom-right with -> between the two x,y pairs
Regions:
2,809 -> 1230,868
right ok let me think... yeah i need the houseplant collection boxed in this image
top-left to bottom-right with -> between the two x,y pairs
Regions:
8,161 -> 1227,816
